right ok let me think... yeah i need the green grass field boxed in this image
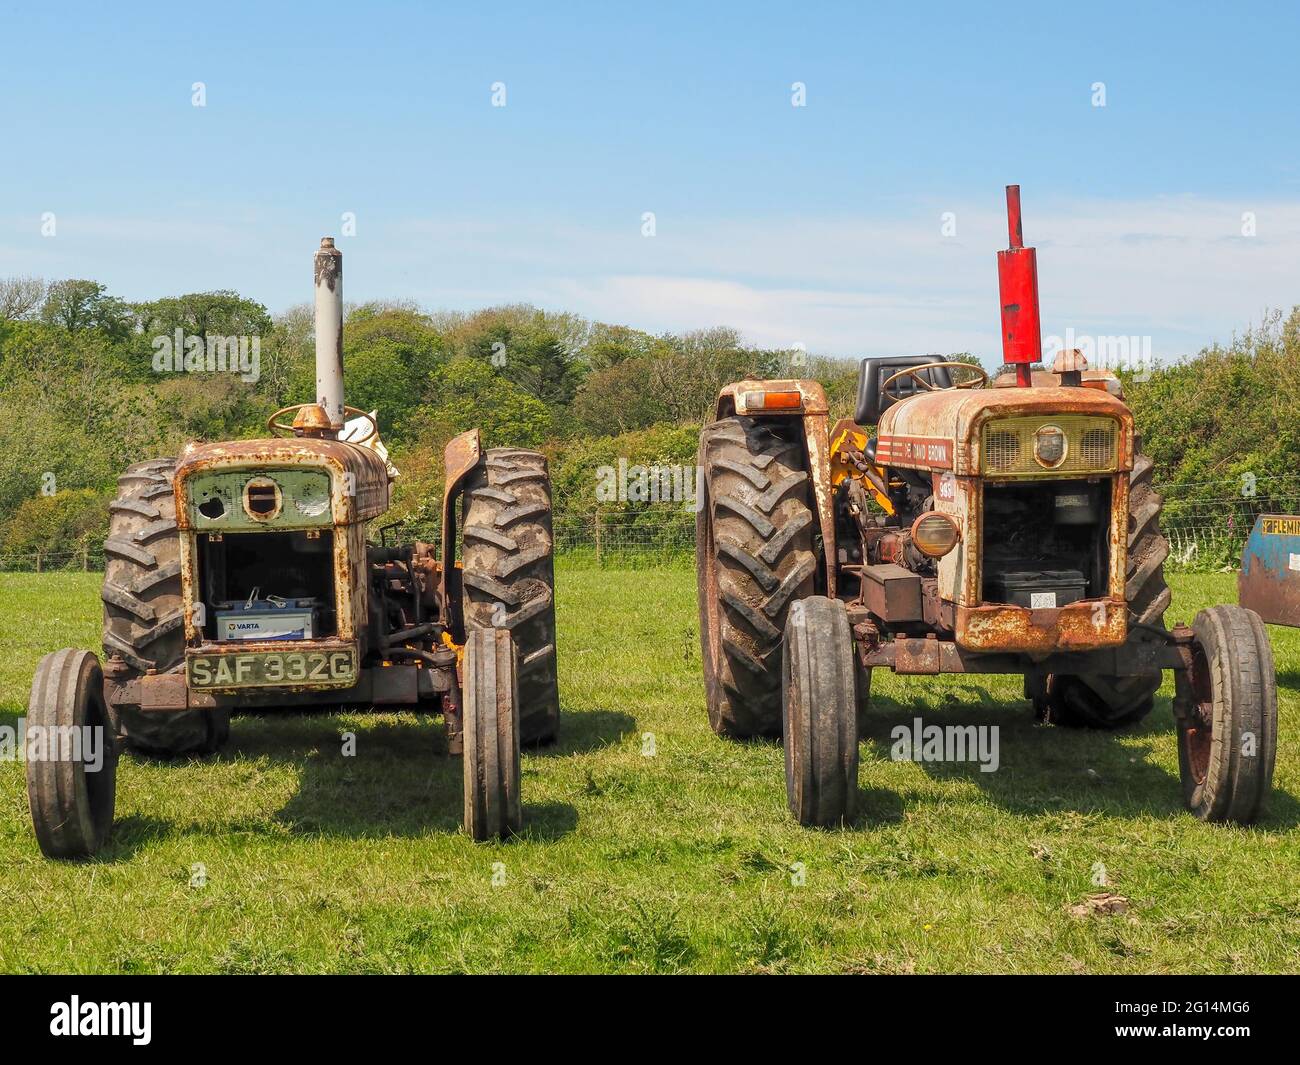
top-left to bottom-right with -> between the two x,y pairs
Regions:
1,568 -> 1297,973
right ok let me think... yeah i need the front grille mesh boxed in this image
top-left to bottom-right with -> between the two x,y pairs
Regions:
980,415 -> 1119,476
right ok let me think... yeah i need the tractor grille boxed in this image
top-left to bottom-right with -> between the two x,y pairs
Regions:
980,415 -> 1119,477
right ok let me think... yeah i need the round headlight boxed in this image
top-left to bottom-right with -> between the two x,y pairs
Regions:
910,512 -> 961,558
1034,424 -> 1067,468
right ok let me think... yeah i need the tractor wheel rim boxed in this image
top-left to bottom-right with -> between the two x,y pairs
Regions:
1181,644 -> 1213,786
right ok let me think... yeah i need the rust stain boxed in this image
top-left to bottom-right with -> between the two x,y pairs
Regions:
955,598 -> 1127,653
880,385 -> 1133,477
438,429 -> 483,631
712,379 -> 829,419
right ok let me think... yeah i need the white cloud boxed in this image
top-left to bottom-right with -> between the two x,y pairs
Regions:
4,194 -> 1298,362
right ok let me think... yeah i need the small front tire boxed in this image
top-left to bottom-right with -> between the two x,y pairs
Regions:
1178,605 -> 1277,824
462,628 -> 523,841
26,649 -> 119,859
782,596 -> 859,828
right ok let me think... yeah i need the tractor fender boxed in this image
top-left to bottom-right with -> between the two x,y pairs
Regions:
439,429 -> 483,629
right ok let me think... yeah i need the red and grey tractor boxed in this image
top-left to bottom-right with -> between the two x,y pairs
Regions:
26,238 -> 560,857
696,186 -> 1278,827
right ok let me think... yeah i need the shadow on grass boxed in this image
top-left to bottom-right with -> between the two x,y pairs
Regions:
1274,669 -> 1300,693
539,707 -> 637,756
122,710 -> 579,843
256,715 -> 578,841
859,693 -> 1300,831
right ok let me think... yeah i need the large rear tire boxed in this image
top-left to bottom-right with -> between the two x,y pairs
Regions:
783,596 -> 859,827
461,449 -> 560,746
1178,605 -> 1277,824
27,649 -> 118,859
102,458 -> 229,756
1044,441 -> 1170,729
697,417 -> 817,738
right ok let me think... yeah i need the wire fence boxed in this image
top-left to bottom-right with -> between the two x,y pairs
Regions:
2,477 -> 1297,574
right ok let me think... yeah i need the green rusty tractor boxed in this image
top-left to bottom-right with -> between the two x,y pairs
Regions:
27,238 -> 561,858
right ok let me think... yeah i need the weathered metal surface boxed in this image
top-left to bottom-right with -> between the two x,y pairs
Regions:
125,660 -> 445,710
439,429 -> 482,631
713,379 -> 829,419
174,439 -> 389,528
859,631 -> 1179,677
184,468 -> 332,531
955,597 -> 1127,653
802,409 -> 836,598
314,236 -> 346,429
1239,514 -> 1300,627
992,368 -> 1122,396
878,385 -> 1133,478
862,563 -> 922,622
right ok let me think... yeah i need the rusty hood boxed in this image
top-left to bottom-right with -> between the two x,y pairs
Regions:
174,437 -> 391,526
878,385 -> 1134,476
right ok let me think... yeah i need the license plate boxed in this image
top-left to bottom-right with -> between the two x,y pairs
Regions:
187,647 -> 358,689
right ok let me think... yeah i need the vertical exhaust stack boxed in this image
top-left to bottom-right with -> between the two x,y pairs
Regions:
997,185 -> 1042,388
314,236 -> 345,430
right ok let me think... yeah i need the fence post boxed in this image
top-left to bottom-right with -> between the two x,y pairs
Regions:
82,545 -> 89,571
35,551 -> 42,573
594,511 -> 602,566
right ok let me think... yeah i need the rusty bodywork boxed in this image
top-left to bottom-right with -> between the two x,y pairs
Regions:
27,236 -> 557,858
695,184 -> 1279,830
720,374 -> 1133,660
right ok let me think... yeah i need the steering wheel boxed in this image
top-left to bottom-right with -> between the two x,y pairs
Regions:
266,404 -> 379,444
880,361 -> 988,403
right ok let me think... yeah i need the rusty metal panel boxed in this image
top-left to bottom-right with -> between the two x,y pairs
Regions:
879,385 -> 1133,478
1239,514 -> 1300,627
955,598 -> 1126,653
862,563 -> 922,622
135,662 -> 437,710
175,438 -> 389,528
801,410 -> 836,598
713,379 -> 829,419
439,429 -> 483,627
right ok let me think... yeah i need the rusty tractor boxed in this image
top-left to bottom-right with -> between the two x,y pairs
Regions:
696,186 -> 1278,828
26,238 -> 560,858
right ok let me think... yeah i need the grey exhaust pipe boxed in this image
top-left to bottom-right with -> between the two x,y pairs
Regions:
313,236 -> 345,430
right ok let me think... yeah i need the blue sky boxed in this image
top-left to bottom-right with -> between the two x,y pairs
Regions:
3,1 -> 1299,362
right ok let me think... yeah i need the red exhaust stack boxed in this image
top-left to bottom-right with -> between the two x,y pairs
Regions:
997,185 -> 1042,387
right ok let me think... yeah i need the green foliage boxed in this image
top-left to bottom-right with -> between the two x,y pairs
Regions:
340,308 -> 446,439
0,488 -> 109,555
5,266 -> 1300,572
40,279 -> 132,341
411,357 -> 554,449
550,423 -> 701,516
1126,308 -> 1300,520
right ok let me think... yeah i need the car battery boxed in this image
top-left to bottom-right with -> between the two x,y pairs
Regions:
987,568 -> 1087,610
214,597 -> 318,641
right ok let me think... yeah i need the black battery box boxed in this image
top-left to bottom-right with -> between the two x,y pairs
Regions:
986,568 -> 1087,610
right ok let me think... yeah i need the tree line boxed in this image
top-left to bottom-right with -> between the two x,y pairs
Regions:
1,274 -> 1297,559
